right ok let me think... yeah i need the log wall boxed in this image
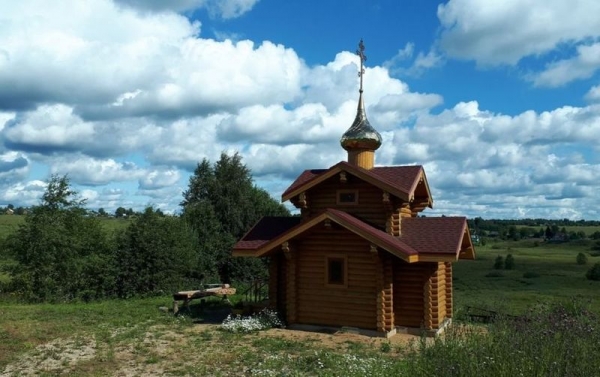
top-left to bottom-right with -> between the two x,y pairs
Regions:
294,227 -> 378,330
393,260 -> 431,328
445,262 -> 453,319
307,175 -> 388,228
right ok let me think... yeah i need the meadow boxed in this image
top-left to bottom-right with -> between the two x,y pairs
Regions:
1,223 -> 600,375
453,238 -> 600,314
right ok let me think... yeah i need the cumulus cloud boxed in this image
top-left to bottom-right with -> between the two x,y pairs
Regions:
532,43 -> 600,87
586,85 -> 600,102
437,0 -> 600,65
385,100 -> 600,219
114,0 -> 259,18
0,1 -> 298,119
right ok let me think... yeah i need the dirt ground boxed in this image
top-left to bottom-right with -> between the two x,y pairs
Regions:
1,322 -> 428,376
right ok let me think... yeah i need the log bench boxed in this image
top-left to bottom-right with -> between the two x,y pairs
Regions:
173,284 -> 236,314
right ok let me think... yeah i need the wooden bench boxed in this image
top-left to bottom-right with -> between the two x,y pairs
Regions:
173,284 -> 236,314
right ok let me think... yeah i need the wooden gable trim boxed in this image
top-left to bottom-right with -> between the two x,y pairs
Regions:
411,170 -> 433,209
459,227 -> 476,260
282,163 -> 414,204
235,211 -> 419,262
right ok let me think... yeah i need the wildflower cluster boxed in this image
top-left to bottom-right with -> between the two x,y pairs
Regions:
221,308 -> 284,333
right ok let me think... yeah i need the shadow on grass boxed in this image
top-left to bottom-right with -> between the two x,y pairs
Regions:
175,299 -> 232,324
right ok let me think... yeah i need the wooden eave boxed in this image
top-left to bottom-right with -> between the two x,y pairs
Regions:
413,170 -> 434,209
459,226 -> 476,260
282,162 -> 421,204
233,209 -> 419,263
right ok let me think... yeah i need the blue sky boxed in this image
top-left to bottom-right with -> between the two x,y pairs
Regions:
1,0 -> 599,219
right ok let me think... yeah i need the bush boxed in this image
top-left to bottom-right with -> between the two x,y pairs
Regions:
576,253 -> 588,265
493,255 -> 504,269
523,271 -> 540,279
586,263 -> 600,281
505,254 -> 515,270
486,271 -> 504,278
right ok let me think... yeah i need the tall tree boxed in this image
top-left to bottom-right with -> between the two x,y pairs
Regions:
7,175 -> 114,301
114,207 -> 199,297
182,152 -> 289,282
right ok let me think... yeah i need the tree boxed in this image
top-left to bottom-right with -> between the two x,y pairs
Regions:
494,255 -> 504,270
115,207 -> 127,218
181,152 -> 290,282
504,254 -> 515,270
7,175 -> 114,301
114,207 -> 199,297
586,263 -> 600,281
98,208 -> 108,217
576,253 -> 588,265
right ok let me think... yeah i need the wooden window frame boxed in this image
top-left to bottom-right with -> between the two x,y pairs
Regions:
336,189 -> 359,205
324,254 -> 348,288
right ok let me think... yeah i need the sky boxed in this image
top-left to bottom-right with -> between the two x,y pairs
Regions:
0,0 -> 599,220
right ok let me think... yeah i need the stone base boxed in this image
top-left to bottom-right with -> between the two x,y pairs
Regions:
395,318 -> 453,337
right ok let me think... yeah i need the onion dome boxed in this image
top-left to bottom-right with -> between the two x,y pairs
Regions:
340,39 -> 382,166
340,90 -> 382,151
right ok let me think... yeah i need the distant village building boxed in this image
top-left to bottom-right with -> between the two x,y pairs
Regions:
5,208 -> 14,215
233,41 -> 475,337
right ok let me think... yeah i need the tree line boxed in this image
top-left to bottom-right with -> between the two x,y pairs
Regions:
0,152 -> 289,302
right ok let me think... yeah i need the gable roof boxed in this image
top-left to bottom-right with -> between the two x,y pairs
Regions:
400,217 -> 475,261
234,216 -> 301,250
281,161 -> 432,207
233,209 -> 474,262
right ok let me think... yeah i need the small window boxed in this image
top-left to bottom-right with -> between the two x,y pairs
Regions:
337,190 -> 358,205
325,256 -> 347,287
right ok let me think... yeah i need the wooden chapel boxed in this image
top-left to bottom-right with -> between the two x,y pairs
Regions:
233,40 -> 475,337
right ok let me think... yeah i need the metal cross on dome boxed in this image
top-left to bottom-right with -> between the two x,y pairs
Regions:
356,39 -> 367,92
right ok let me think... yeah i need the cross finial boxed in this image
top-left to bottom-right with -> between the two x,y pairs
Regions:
356,39 -> 367,92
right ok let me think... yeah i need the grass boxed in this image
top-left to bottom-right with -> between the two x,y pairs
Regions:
2,236 -> 600,375
0,215 -> 24,239
453,239 -> 600,314
0,297 -> 405,376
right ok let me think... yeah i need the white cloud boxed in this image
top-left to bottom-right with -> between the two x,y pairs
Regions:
437,0 -> 600,65
113,0 -> 259,18
0,1 -> 299,119
585,85 -> 600,102
532,43 -> 600,87
384,44 -> 444,77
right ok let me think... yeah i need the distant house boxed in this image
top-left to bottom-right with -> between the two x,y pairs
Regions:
233,42 -> 475,337
5,208 -> 14,215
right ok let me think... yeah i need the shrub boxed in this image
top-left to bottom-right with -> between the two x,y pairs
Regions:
493,255 -> 504,269
523,271 -> 540,279
505,254 -> 515,270
576,253 -> 588,265
586,263 -> 600,281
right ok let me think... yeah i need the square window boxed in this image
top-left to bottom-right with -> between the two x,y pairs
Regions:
337,190 -> 358,205
326,256 -> 347,287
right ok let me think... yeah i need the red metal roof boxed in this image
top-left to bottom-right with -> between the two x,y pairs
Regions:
234,216 -> 301,250
281,161 -> 425,201
233,209 -> 470,262
399,217 -> 468,255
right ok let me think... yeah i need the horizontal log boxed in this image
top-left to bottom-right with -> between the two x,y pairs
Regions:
298,315 -> 376,328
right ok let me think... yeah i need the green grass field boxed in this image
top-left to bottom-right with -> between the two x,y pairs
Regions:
2,230 -> 600,374
453,239 -> 600,314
